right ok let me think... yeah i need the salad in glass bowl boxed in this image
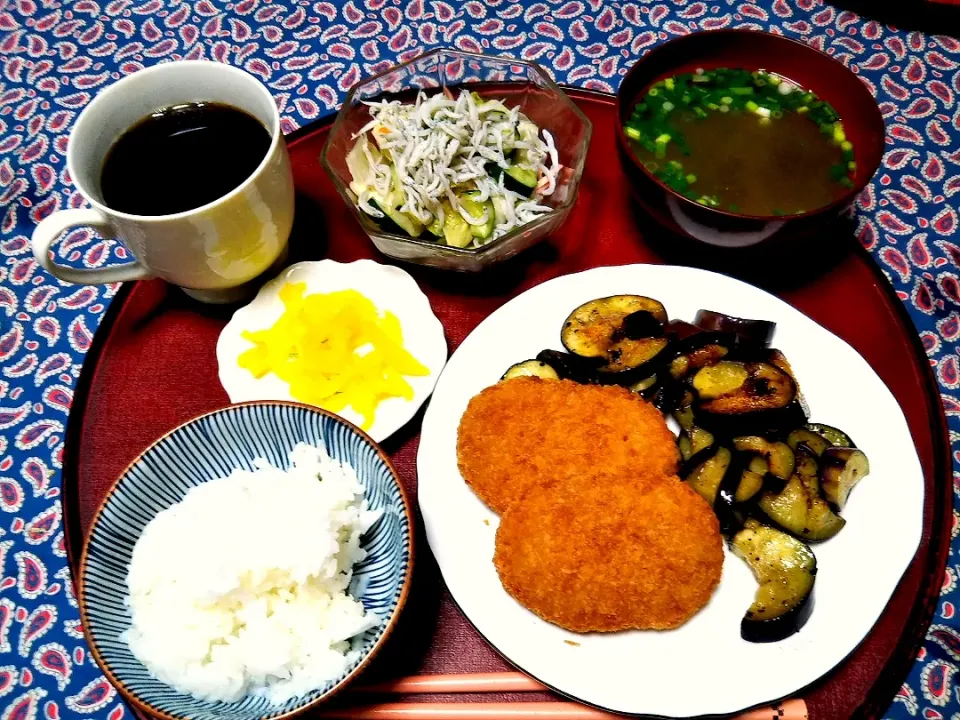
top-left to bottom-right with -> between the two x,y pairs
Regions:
321,49 -> 592,272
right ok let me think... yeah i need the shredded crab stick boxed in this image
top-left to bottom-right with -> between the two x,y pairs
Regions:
346,88 -> 563,248
238,282 -> 429,429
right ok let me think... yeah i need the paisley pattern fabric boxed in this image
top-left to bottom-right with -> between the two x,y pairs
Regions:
1,1 -> 959,718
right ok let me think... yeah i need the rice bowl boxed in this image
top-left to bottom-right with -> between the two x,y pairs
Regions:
79,402 -> 413,720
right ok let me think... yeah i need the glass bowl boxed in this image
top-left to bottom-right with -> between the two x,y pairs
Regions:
320,49 -> 592,272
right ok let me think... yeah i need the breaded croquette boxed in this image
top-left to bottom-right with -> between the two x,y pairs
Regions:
494,476 -> 724,632
456,377 -> 679,514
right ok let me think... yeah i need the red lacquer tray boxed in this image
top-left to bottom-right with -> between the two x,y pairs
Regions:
63,90 -> 950,720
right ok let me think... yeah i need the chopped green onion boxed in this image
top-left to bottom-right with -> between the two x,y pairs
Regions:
797,106 -> 809,114
745,100 -> 759,113
840,140 -> 853,152
625,126 -> 642,140
720,96 -> 733,105
693,106 -> 708,118
648,88 -> 659,97
665,77 -> 675,91
685,174 -> 697,184
771,110 -> 784,119
731,87 -> 754,95
833,123 -> 846,144
848,161 -> 857,172
661,101 -> 675,113
767,75 -> 782,86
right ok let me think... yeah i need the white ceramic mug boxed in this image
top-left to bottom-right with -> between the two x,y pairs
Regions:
31,61 -> 294,304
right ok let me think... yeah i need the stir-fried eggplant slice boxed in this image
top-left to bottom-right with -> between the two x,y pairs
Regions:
599,336 -> 671,381
714,452 -> 749,536
694,361 -> 796,414
736,457 -> 768,502
696,401 -> 808,437
664,319 -> 702,342
806,423 -> 855,448
628,374 -> 659,396
765,349 -> 796,380
731,519 -> 817,643
821,447 -> 870,510
732,436 -> 795,481
673,405 -> 695,431
683,446 -> 732,506
669,342 -> 731,380
715,454 -> 765,537
653,382 -> 693,414
695,310 -> 776,348
758,446 -> 846,541
502,359 -> 559,381
678,426 -> 716,462
619,310 -> 665,340
561,295 -> 667,360
535,349 -> 602,384
674,329 -> 736,354
786,428 -> 832,457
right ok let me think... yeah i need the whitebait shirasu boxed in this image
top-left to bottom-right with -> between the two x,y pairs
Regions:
346,89 -> 563,248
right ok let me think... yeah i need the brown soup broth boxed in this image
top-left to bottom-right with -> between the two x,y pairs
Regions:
635,109 -> 847,216
100,102 -> 271,217
624,69 -> 853,217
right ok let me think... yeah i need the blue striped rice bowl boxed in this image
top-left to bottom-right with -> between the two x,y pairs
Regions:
78,401 -> 413,720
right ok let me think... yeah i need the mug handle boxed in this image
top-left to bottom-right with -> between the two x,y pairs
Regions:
31,208 -> 153,284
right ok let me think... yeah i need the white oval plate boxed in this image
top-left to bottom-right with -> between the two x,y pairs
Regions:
218,259 -> 447,443
417,264 -> 924,718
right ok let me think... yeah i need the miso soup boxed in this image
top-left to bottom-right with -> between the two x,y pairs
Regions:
624,68 -> 855,217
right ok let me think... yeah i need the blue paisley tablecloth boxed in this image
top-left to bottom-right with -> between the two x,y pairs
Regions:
1,1 -> 960,718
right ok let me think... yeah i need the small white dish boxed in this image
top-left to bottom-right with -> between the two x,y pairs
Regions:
217,259 -> 447,443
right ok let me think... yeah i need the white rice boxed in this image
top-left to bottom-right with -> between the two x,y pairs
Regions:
123,443 -> 383,705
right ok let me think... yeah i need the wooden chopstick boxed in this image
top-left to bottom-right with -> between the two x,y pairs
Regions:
318,702 -> 632,718
355,672 -> 546,694
337,673 -> 809,720
319,698 -> 808,719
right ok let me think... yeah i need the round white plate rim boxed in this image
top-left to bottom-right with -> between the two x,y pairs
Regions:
217,259 -> 447,443
417,263 -> 924,718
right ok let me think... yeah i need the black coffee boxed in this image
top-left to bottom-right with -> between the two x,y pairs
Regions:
99,102 -> 271,216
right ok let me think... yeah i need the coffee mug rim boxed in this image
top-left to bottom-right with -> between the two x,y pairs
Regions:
66,60 -> 283,224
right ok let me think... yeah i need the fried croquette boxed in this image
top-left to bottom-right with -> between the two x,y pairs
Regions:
456,377 -> 679,514
494,477 -> 724,632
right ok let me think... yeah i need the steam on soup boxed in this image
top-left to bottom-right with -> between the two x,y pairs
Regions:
623,68 -> 855,217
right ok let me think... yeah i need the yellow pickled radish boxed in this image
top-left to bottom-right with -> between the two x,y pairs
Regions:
237,282 -> 429,430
